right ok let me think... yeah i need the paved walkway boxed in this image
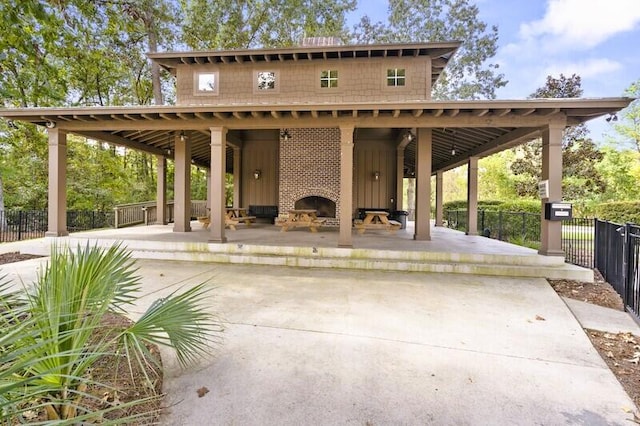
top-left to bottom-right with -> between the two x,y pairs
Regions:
1,256 -> 638,424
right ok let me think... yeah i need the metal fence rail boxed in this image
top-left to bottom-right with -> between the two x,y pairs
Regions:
1,201 -> 208,243
562,217 -> 595,268
594,220 -> 640,325
0,210 -> 48,242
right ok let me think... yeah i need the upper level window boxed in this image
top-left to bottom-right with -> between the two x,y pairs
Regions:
387,68 -> 406,86
320,70 -> 338,88
197,73 -> 217,91
257,71 -> 276,90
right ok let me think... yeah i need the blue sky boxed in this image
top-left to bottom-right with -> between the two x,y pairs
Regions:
348,0 -> 640,141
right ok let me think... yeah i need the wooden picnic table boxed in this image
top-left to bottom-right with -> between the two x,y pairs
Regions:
353,210 -> 401,234
197,207 -> 256,230
225,207 -> 256,230
276,209 -> 325,232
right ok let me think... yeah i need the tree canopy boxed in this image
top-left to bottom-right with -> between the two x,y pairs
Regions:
510,74 -> 606,200
351,0 -> 506,99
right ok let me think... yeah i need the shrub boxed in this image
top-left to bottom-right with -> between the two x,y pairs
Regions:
0,244 -> 222,423
594,201 -> 640,224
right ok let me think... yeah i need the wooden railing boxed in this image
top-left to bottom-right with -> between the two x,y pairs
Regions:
113,200 -> 206,228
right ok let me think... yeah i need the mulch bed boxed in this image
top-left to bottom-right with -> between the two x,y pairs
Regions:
0,252 -> 44,265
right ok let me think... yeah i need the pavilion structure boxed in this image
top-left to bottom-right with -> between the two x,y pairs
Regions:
0,39 -> 632,256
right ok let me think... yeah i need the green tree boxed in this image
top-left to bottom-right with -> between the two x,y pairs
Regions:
478,151 -> 519,201
612,79 -> 640,153
595,147 -> 640,202
510,74 -> 605,200
181,0 -> 356,49
351,0 -> 506,99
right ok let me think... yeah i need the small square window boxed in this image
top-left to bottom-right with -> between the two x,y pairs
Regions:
257,71 -> 276,90
387,68 -> 406,87
320,70 -> 338,88
197,73 -> 217,92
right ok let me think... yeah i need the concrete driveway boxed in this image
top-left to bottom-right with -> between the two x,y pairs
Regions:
2,257 -> 636,424
118,260 -> 635,426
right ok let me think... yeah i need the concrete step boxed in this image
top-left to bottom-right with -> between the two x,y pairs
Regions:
21,236 -> 593,282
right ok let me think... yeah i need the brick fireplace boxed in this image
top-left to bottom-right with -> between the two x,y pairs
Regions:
278,128 -> 341,226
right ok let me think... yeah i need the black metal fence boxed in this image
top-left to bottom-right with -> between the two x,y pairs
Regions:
0,209 -> 115,243
0,210 -> 48,242
595,221 -> 640,324
562,217 -> 595,268
444,209 -> 593,267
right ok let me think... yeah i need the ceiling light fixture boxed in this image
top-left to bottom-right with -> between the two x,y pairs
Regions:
45,120 -> 56,129
280,129 -> 291,141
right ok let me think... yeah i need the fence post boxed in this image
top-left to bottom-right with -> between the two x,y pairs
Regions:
113,207 -> 119,229
622,223 -> 630,306
498,211 -> 503,240
481,210 -> 485,231
521,212 -> 526,240
17,210 -> 23,241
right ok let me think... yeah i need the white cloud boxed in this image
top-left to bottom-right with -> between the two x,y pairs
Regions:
520,0 -> 640,49
542,58 -> 623,79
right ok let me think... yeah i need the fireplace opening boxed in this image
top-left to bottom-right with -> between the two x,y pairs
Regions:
295,196 -> 336,218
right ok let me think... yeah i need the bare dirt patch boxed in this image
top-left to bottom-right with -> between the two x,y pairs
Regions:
0,252 -> 44,265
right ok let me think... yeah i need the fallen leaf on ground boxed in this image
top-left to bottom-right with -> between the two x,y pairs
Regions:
197,386 -> 210,398
535,315 -> 545,321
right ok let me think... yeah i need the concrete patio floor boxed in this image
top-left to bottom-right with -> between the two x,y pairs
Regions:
29,220 -> 538,254
13,220 -> 592,281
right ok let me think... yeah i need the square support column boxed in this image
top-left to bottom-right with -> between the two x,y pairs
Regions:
210,127 -> 228,243
155,155 -> 167,225
539,122 -> 565,256
45,128 -> 68,237
466,156 -> 479,235
414,128 -> 432,241
173,133 -> 191,232
396,148 -> 404,210
339,126 -> 355,248
233,147 -> 242,208
435,170 -> 444,227
206,168 -> 211,210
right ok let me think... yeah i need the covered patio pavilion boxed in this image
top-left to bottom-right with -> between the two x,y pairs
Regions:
1,96 -> 631,256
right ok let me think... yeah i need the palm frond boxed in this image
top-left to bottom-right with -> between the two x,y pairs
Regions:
122,282 -> 223,367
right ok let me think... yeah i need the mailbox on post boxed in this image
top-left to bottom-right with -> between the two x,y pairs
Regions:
544,202 -> 572,221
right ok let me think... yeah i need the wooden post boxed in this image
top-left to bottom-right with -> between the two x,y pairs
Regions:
45,128 -> 68,237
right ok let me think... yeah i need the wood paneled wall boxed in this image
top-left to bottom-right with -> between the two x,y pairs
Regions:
354,138 -> 397,212
241,131 -> 279,206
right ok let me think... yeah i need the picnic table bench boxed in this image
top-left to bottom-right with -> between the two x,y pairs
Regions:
353,210 -> 401,234
275,209 -> 325,232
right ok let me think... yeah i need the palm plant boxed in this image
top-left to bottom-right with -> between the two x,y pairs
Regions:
0,244 -> 222,423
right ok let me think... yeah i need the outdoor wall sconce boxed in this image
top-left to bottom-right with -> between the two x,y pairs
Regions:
253,169 -> 261,180
373,171 -> 380,181
179,130 -> 187,142
280,129 -> 291,141
45,120 -> 56,129
451,144 -> 456,156
606,113 -> 618,122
